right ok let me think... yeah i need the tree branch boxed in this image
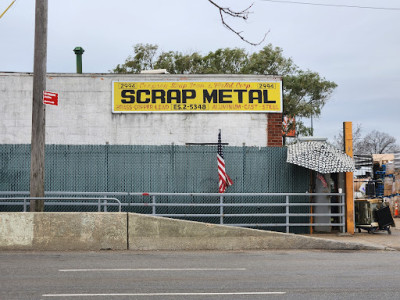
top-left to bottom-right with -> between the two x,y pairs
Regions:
208,0 -> 268,46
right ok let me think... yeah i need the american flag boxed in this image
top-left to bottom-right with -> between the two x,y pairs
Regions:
218,130 -> 233,193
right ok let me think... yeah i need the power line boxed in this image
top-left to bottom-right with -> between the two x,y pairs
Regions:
0,0 -> 16,19
261,0 -> 400,11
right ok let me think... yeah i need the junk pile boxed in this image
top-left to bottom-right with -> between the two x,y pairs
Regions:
354,154 -> 398,234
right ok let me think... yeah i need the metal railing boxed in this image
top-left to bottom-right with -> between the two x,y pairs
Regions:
0,196 -> 122,212
130,193 -> 345,233
0,191 -> 345,233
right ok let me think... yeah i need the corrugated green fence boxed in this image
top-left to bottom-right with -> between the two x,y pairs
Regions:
0,144 -> 310,232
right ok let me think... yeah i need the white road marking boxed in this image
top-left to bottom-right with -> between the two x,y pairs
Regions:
59,268 -> 247,272
43,291 -> 286,297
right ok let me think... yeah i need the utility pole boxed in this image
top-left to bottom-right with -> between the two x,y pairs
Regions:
30,0 -> 48,212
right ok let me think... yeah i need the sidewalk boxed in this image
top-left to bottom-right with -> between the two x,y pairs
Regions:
306,219 -> 400,250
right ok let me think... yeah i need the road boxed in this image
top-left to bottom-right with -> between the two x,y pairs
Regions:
1,250 -> 399,300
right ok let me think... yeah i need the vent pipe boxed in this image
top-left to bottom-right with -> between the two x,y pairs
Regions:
73,46 -> 85,74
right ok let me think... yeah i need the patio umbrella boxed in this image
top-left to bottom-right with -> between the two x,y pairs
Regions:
287,141 -> 355,173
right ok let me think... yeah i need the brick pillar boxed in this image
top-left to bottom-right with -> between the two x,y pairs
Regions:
267,113 -> 283,147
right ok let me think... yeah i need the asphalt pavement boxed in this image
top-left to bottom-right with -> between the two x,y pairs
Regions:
1,250 -> 400,300
305,218 -> 400,250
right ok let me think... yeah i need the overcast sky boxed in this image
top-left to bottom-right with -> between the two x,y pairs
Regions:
1,0 -> 399,145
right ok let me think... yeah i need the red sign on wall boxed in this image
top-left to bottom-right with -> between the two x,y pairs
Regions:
43,91 -> 58,106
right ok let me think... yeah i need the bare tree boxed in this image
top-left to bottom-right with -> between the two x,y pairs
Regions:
208,0 -> 268,46
333,123 -> 363,152
357,130 -> 399,154
333,126 -> 399,154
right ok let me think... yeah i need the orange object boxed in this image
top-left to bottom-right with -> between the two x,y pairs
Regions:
344,122 -> 354,234
395,202 -> 399,218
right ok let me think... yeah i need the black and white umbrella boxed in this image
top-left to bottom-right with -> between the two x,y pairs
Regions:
287,141 -> 355,173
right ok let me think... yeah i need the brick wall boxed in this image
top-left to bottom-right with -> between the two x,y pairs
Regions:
267,113 -> 283,147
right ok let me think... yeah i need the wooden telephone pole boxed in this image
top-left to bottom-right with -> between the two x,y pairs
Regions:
30,0 -> 48,212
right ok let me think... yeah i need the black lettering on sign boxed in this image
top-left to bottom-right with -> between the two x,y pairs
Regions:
152,89 -> 166,103
249,90 -> 262,103
263,90 -> 276,104
167,89 -> 181,103
219,90 -> 232,103
182,89 -> 196,103
121,90 -> 135,103
137,90 -> 151,103
233,89 -> 247,104
203,89 -> 217,103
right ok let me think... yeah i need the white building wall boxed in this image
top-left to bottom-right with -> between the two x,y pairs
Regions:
0,73 -> 278,146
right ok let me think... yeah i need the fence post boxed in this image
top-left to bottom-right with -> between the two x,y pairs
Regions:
152,195 -> 156,215
103,198 -> 108,212
286,195 -> 290,233
220,195 -> 224,225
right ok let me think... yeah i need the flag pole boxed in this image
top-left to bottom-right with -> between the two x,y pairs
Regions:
218,129 -> 223,223
217,129 -> 233,193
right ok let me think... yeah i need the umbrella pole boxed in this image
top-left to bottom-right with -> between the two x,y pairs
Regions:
309,170 -> 314,234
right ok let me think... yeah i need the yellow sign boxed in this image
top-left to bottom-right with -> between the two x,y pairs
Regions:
112,81 -> 282,113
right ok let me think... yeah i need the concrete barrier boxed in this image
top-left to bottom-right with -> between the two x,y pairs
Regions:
0,212 -> 389,251
0,212 -> 127,250
128,213 -> 386,251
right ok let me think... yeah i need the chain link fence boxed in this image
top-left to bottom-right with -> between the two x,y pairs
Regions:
0,144 -> 311,232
